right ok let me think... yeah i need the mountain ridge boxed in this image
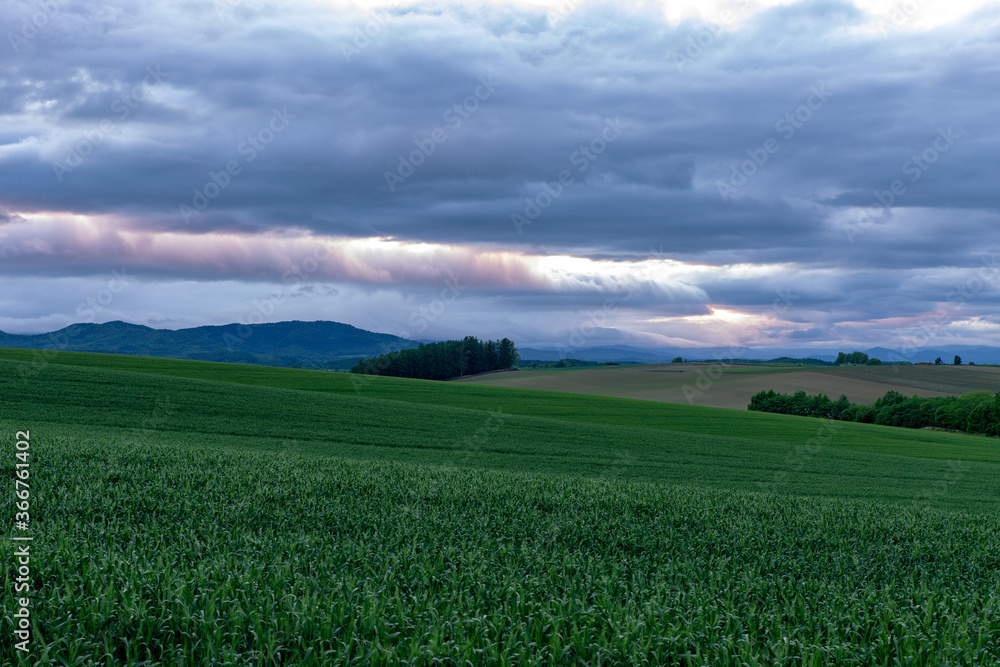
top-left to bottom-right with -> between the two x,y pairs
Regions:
0,320 -> 420,369
4,320 -> 1000,368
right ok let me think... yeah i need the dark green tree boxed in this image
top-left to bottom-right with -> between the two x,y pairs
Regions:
830,395 -> 852,419
498,338 -> 519,369
748,388 -> 1000,437
351,337 -> 520,381
836,351 -> 869,365
953,355 -> 962,365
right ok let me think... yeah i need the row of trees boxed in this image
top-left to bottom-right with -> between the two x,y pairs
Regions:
748,389 -> 1000,436
834,351 -> 881,366
838,351 -> 970,366
933,356 -> 964,365
351,336 -> 519,381
748,390 -> 852,419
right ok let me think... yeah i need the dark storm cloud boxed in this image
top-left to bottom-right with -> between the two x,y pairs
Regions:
1,0 -> 995,253
1,0 -> 999,345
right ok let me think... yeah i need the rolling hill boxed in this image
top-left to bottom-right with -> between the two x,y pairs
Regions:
520,344 -> 1000,364
3,348 -> 1000,663
459,361 -> 1000,409
0,320 -> 419,369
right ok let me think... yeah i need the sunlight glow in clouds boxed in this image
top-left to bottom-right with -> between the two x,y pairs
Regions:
642,307 -> 811,347
675,308 -> 758,324
2,0 -> 999,350
0,212 -> 716,296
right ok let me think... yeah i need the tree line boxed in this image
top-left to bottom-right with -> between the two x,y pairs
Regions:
748,389 -> 1000,436
351,336 -> 519,381
834,351 -> 881,365
835,350 -> 969,366
933,356 -> 964,365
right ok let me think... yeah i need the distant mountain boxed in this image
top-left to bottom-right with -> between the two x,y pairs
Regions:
863,346 -> 1000,365
5,320 -> 999,370
520,345 -> 841,363
862,347 -> 907,362
522,344 -> 1000,365
519,345 -> 675,363
0,320 -> 420,369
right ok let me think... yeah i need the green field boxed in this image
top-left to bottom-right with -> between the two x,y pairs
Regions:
2,349 -> 1000,664
458,361 -> 1000,409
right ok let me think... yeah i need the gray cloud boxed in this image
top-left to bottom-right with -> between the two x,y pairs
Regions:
1,0 -> 999,346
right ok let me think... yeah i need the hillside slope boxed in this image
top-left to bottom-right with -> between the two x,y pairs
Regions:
0,320 -> 419,368
2,347 -> 999,465
2,352 -> 1000,664
458,362 -> 1000,409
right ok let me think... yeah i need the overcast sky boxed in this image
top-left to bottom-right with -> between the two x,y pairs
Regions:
1,0 -> 998,351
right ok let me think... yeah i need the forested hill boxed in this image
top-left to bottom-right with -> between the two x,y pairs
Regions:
0,320 -> 420,369
352,336 -> 519,380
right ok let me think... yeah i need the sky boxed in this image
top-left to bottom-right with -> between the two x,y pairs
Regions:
1,0 -> 998,352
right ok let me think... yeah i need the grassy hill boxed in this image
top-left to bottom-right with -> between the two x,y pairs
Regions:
2,349 -> 999,664
3,347 -> 1000,464
458,361 -> 1000,409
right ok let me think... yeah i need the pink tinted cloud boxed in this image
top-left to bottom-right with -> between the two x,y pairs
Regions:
835,309 -> 962,330
0,213 -> 631,293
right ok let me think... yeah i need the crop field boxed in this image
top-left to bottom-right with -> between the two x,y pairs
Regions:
4,348 -> 999,464
3,350 -> 1000,664
457,362 -> 1000,409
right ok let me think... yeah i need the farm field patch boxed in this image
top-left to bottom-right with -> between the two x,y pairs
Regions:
458,362 -> 1000,409
2,352 -> 1000,664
